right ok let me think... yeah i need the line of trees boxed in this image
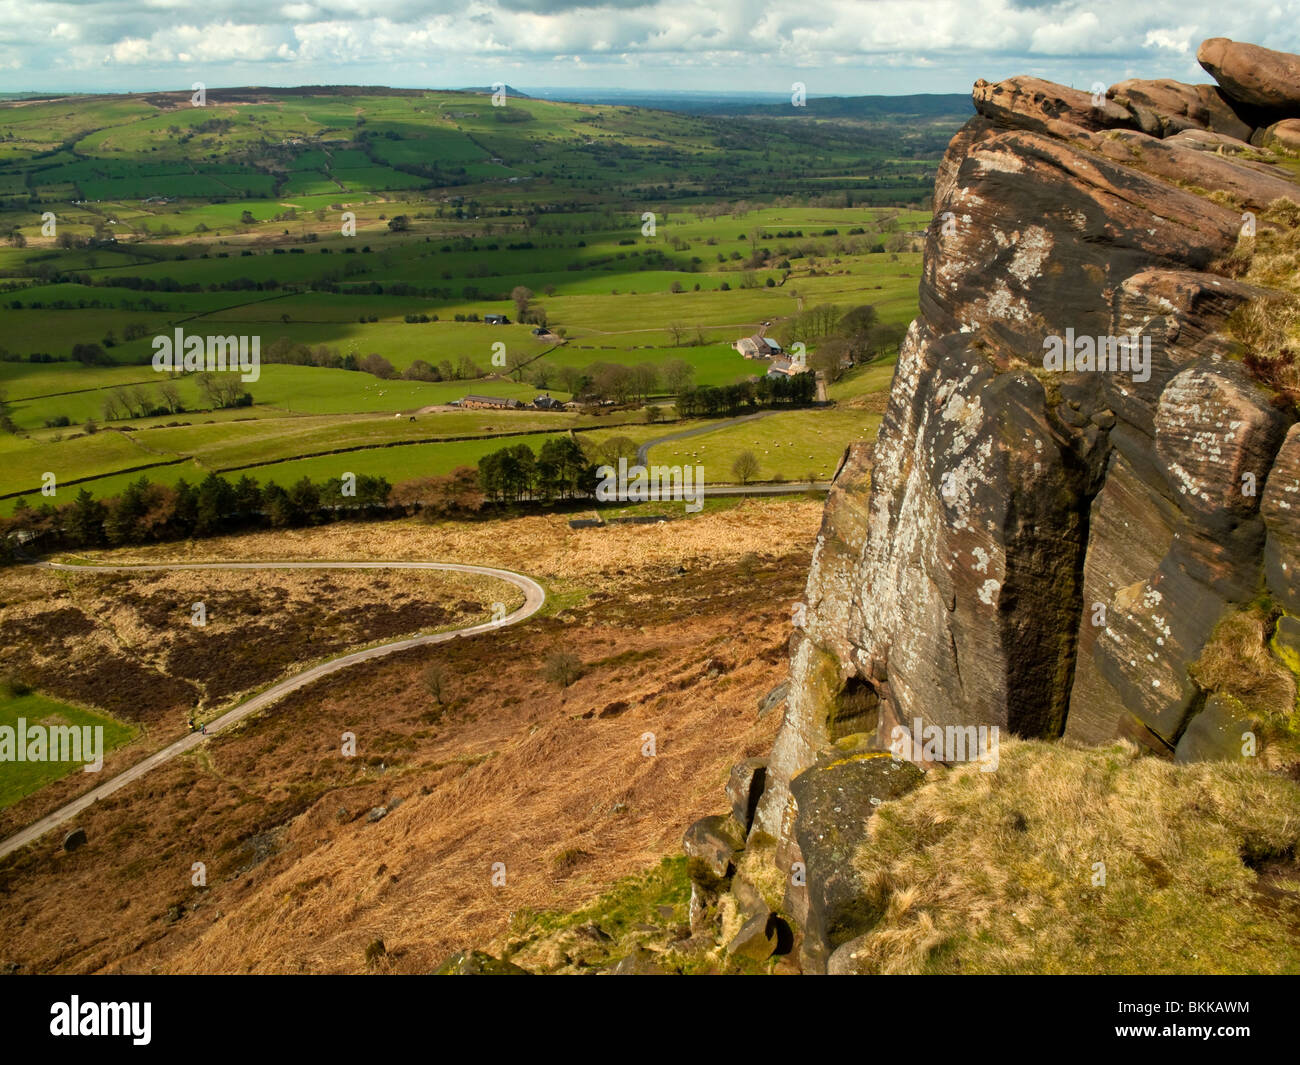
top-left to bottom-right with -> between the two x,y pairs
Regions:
477,437 -> 601,504
677,372 -> 816,417
0,465 -> 512,564
261,338 -> 485,384
2,471 -> 391,558
527,359 -> 694,405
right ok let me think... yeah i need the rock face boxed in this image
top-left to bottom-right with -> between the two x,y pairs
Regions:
720,37 -> 1300,970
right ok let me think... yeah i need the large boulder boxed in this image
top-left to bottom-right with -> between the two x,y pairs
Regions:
682,814 -> 745,889
1170,128 -> 1265,155
754,118 -> 1251,842
1198,38 -> 1300,113
726,911 -> 780,962
1175,694 -> 1260,764
1072,127 -> 1299,212
725,759 -> 767,832
751,37 -> 1300,973
973,76 -> 1134,135
1109,79 -> 1253,141
788,752 -> 924,973
1261,425 -> 1300,614
1257,118 -> 1300,152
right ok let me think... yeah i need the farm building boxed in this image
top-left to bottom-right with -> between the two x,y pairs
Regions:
484,314 -> 510,325
766,358 -> 806,377
533,394 -> 563,410
454,394 -> 524,410
734,335 -> 782,358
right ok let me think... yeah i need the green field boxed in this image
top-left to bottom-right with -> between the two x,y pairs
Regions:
649,407 -> 884,484
0,690 -> 135,808
0,86 -> 950,505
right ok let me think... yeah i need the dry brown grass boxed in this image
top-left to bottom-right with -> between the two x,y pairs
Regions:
64,500 -> 823,585
843,739 -> 1300,975
0,501 -> 820,974
0,565 -> 512,838
1229,197 -> 1300,392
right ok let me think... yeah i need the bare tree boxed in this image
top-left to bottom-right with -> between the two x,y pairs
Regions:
528,360 -> 555,389
600,435 -> 639,465
196,372 -> 220,409
511,285 -> 534,321
506,350 -> 531,382
423,664 -> 450,705
732,450 -> 760,485
0,388 -> 16,434
631,363 -> 658,403
543,651 -> 582,688
121,386 -> 144,418
102,391 -> 124,421
663,359 -> 694,394
158,380 -> 182,414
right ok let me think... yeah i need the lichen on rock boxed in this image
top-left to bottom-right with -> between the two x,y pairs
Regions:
717,36 -> 1300,971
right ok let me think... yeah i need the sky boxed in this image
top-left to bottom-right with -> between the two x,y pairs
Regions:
1,0 -> 1298,96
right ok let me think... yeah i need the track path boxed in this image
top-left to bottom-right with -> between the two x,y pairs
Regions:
0,559 -> 545,860
635,410 -> 783,466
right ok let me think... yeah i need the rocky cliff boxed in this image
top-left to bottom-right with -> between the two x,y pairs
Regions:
687,37 -> 1300,973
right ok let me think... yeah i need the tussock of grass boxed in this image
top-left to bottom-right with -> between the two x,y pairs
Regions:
734,830 -> 787,913
845,739 -> 1300,974
1190,605 -> 1295,723
1207,188 -> 1246,211
1227,198 -> 1300,393
1186,604 -> 1300,769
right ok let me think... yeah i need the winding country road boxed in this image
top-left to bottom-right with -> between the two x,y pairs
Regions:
0,559 -> 546,861
635,376 -> 830,467
635,410 -> 783,466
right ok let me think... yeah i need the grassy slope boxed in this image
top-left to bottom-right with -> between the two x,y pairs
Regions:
846,739 -> 1300,974
492,738 -> 1300,975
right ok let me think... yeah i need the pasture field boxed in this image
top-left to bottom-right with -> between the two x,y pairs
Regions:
0,405 -> 648,506
649,406 -> 885,483
193,432 -> 574,489
0,86 -> 955,503
0,690 -> 135,808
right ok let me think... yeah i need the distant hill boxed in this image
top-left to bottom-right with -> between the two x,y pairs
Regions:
529,87 -> 972,118
0,82 -> 956,215
458,85 -> 532,99
703,93 -> 974,119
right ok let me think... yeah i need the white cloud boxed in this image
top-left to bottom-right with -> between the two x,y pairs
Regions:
108,36 -> 165,64
1143,26 -> 1197,53
4,0 -> 1300,92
